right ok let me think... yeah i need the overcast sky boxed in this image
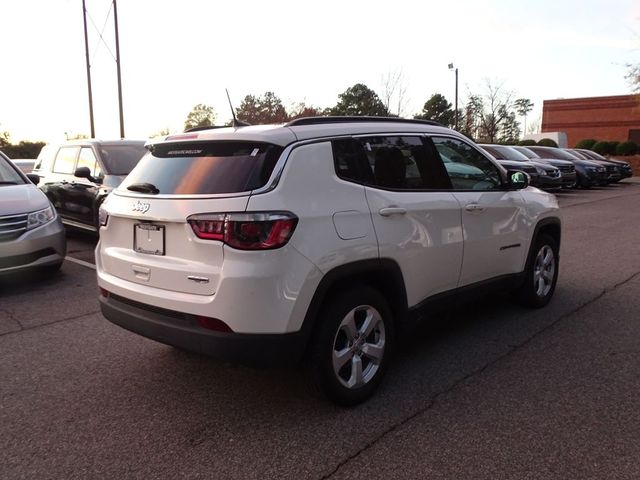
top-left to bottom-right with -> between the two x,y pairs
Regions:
1,0 -> 639,142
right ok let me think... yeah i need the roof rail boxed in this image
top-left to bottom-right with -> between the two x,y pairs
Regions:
285,116 -> 444,127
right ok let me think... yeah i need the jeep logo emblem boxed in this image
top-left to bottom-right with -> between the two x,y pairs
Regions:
132,201 -> 150,214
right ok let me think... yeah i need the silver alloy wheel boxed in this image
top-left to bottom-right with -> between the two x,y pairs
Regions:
332,305 -> 386,389
533,244 -> 555,297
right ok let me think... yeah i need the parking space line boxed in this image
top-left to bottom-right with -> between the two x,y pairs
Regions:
65,256 -> 96,270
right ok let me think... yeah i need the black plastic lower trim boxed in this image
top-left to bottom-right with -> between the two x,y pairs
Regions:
100,294 -> 307,367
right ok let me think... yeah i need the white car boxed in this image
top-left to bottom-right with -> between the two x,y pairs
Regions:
96,117 -> 561,405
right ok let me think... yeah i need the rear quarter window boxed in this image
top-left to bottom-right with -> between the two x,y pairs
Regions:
120,141 -> 284,195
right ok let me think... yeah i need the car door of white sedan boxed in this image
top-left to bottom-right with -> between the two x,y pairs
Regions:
431,136 -> 529,287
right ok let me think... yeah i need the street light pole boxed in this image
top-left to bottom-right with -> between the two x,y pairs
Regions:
113,0 -> 125,138
448,63 -> 459,130
82,0 -> 95,138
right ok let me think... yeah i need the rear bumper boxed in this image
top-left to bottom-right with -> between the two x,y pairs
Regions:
100,292 -> 308,367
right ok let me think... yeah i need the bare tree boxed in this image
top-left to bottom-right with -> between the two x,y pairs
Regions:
477,80 -> 514,143
380,70 -> 410,117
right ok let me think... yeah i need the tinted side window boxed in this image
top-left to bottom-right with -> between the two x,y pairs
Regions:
432,137 -> 502,190
53,147 -> 80,174
331,139 -> 372,183
77,147 -> 102,177
357,136 -> 451,190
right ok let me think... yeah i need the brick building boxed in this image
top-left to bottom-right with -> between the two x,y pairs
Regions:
541,94 -> 640,147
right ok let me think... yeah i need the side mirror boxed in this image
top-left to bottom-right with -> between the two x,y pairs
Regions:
74,166 -> 92,179
507,170 -> 529,190
26,173 -> 40,185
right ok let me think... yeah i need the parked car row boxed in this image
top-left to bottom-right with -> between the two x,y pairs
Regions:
1,140 -> 147,276
479,144 -> 632,190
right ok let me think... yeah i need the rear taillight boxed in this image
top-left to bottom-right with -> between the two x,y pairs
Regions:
188,212 -> 298,250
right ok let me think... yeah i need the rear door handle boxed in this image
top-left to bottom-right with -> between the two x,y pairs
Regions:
379,207 -> 407,217
464,204 -> 484,212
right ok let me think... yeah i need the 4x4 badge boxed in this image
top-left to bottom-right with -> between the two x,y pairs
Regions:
132,201 -> 150,214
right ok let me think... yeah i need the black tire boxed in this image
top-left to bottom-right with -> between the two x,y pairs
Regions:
309,285 -> 394,406
516,233 -> 559,308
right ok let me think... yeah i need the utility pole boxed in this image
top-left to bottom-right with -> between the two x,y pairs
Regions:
113,0 -> 125,138
82,0 -> 95,138
448,63 -> 459,130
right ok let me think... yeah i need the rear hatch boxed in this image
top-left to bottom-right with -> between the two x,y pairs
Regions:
99,141 -> 284,296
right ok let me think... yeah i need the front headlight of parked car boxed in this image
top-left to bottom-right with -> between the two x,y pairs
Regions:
27,205 -> 55,230
585,166 -> 597,172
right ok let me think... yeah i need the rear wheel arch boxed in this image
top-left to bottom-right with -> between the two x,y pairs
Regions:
298,259 -> 408,358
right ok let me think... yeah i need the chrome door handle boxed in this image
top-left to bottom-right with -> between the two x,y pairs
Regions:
379,207 -> 407,217
464,204 -> 484,212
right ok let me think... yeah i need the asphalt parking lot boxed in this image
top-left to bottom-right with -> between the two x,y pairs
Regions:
1,181 -> 640,479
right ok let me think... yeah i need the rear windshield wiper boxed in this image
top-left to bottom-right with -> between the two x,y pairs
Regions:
127,182 -> 159,194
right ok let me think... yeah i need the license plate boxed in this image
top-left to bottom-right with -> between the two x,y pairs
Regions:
134,223 -> 165,255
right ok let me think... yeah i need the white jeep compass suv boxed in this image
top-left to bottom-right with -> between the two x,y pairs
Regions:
97,117 -> 561,405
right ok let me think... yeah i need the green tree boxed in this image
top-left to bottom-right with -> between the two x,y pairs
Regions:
414,93 -> 455,127
236,92 -> 288,124
328,83 -> 389,116
498,110 -> 521,144
514,98 -> 534,134
518,139 -> 537,146
184,104 -> 216,131
0,126 -> 11,149
459,94 -> 484,140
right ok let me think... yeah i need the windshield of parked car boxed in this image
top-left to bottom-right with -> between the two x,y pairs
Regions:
512,146 -> 539,159
120,141 -> 284,194
528,147 -> 579,161
482,145 -> 530,161
0,153 -> 26,185
99,144 -> 148,175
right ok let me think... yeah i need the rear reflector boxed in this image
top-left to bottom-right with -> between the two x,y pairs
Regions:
196,316 -> 234,333
99,287 -> 110,298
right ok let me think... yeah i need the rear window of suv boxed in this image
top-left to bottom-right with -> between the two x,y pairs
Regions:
120,141 -> 284,195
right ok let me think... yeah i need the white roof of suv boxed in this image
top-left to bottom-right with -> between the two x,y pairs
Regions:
159,118 -> 455,147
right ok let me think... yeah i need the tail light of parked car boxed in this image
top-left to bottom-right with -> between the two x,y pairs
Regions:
188,212 -> 298,250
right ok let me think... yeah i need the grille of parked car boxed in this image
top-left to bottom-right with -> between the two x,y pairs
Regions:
558,165 -> 575,173
0,213 -> 28,242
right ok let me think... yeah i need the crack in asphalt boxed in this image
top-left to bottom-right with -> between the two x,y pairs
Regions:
0,307 -> 23,330
320,269 -> 640,480
0,309 -> 101,338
